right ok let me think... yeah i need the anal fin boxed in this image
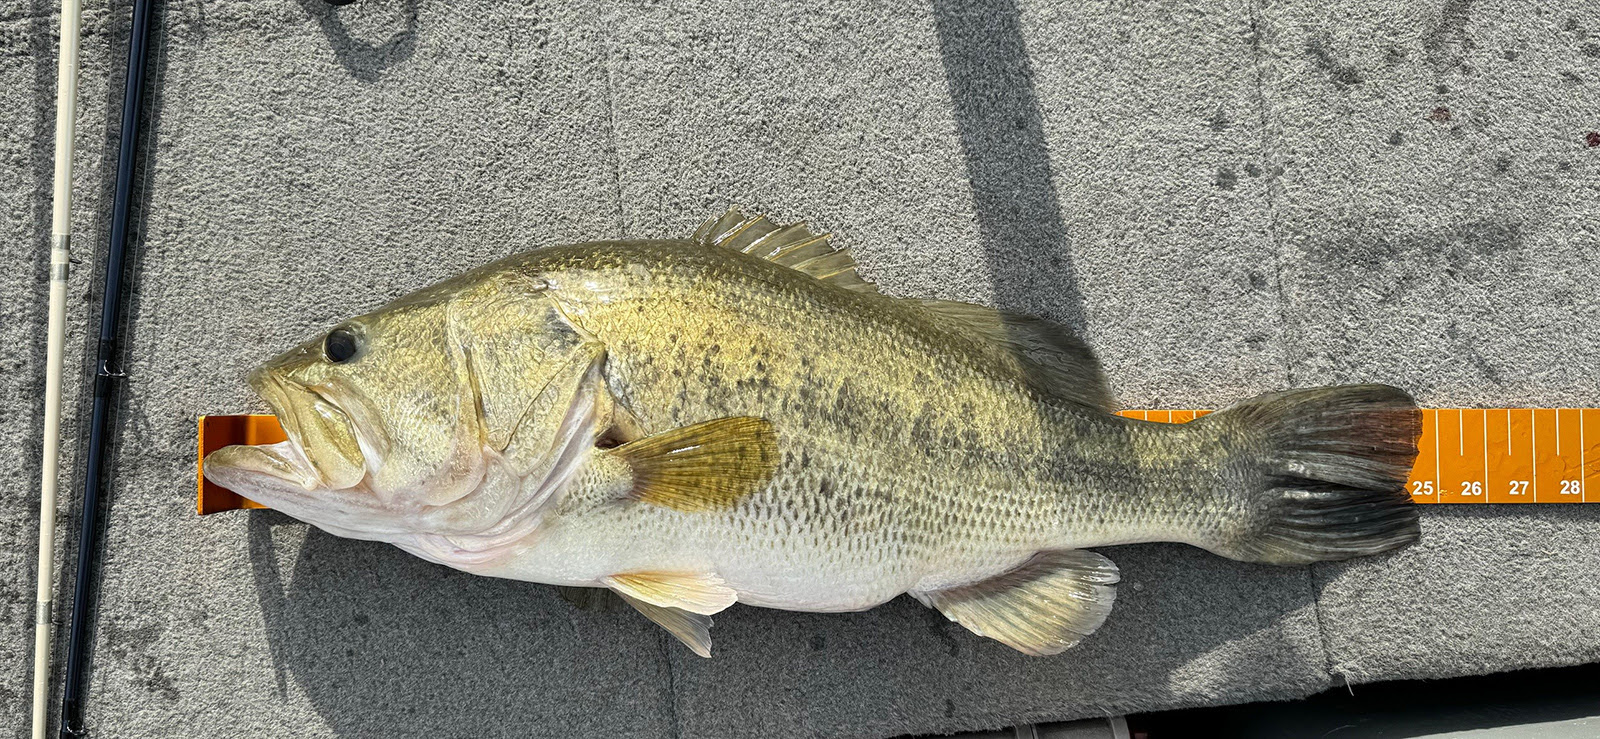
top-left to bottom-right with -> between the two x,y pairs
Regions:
912,550 -> 1120,656
615,592 -> 715,658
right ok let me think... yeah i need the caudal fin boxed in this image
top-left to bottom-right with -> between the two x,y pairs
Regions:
1199,384 -> 1423,566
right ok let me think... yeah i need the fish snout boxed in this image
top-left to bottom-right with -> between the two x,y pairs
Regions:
246,365 -> 274,395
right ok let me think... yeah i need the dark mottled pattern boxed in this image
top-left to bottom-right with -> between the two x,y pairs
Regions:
497,238 -> 1240,603
1305,36 -> 1367,87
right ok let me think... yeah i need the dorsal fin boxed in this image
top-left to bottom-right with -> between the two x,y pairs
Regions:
911,299 -> 1116,412
693,207 -> 880,295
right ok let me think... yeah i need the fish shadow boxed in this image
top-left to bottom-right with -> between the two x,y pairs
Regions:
248,510 -> 1320,737
245,513 -> 677,738
662,543 -> 1325,738
931,0 -> 1086,332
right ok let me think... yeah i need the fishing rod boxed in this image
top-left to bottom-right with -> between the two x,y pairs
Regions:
31,1 -> 84,738
58,0 -> 155,736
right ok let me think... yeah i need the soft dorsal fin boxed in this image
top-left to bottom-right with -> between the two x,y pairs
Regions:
693,207 -> 880,294
911,299 -> 1116,412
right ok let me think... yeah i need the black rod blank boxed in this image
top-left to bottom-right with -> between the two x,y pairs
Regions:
58,0 -> 154,736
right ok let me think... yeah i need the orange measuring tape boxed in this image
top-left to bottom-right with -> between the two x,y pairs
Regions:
196,415 -> 278,515
197,409 -> 1599,514
1116,409 -> 1597,505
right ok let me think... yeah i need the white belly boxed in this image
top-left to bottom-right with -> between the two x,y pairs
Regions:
462,502 -> 1036,612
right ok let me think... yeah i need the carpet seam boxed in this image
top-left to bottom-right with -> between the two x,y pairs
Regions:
1250,0 -> 1295,391
1248,0 -> 1339,688
598,5 -> 677,736
658,629 -> 683,739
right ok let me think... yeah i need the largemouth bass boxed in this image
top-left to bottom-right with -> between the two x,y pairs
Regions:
205,208 -> 1422,656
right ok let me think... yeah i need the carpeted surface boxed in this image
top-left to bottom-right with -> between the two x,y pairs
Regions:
2,0 -> 1597,737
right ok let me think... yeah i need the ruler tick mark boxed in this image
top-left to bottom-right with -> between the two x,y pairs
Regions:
1433,409 -> 1441,503
1532,409 -> 1538,503
1457,408 -> 1464,457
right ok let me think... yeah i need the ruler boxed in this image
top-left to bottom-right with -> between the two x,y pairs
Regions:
196,415 -> 277,515
1118,409 -> 1598,505
198,410 -> 1599,514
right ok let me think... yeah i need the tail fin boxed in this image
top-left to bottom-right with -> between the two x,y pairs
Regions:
1198,384 -> 1422,566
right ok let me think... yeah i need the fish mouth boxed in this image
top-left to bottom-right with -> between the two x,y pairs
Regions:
202,369 -> 405,539
203,441 -> 406,540
248,368 -> 370,491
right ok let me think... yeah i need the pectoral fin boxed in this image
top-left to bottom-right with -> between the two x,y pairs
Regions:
611,416 -> 778,512
614,592 -> 714,658
603,571 -> 737,615
912,550 -> 1120,656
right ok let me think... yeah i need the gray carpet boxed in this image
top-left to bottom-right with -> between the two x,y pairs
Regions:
3,0 -> 1598,737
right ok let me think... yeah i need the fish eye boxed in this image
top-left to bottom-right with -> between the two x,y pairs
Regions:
323,326 -> 361,364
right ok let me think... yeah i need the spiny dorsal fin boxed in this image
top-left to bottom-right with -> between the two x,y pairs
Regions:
612,416 -> 779,512
911,299 -> 1116,412
693,207 -> 880,294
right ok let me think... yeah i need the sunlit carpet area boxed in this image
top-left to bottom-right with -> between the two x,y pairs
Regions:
3,1 -> 1598,736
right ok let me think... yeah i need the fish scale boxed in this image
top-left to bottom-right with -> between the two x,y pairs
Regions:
202,209 -> 1426,657
473,238 -> 1349,605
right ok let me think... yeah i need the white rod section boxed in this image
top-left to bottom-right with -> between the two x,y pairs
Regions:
34,1 -> 83,737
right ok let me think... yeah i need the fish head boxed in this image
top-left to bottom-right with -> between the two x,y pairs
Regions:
203,281 -> 482,535
204,269 -> 603,552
